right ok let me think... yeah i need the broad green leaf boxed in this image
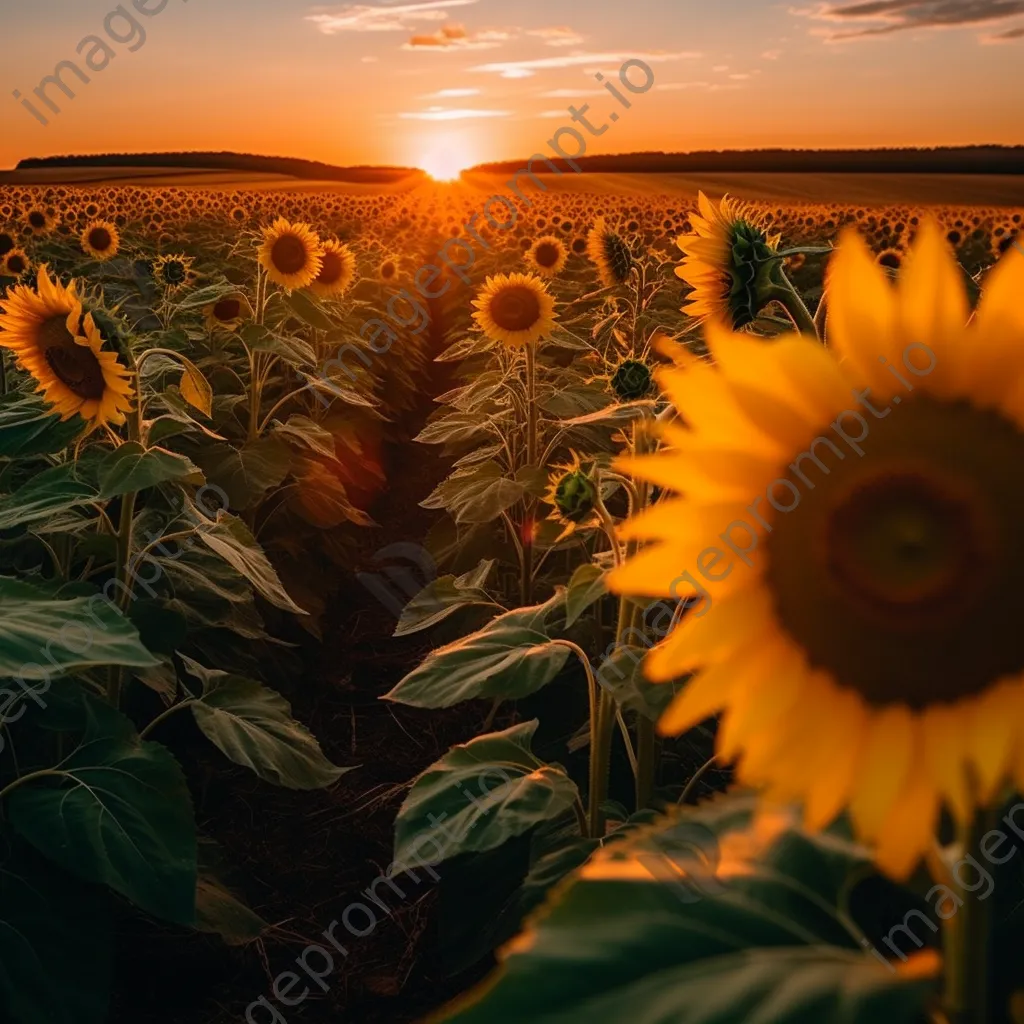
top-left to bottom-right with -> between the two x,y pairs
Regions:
195,436 -> 291,509
0,393 -> 86,458
181,660 -> 347,789
597,645 -> 684,722
271,415 -> 338,459
565,563 -> 608,627
0,576 -> 159,680
384,602 -> 570,708
0,838 -> 111,1024
195,871 -> 269,946
422,461 -> 524,524
187,505 -> 306,614
287,289 -> 337,331
394,559 -> 500,638
178,354 -> 214,418
8,689 -> 198,926
394,721 -> 579,867
96,441 -> 204,498
0,462 -> 96,530
242,324 -> 317,366
436,803 -> 936,1024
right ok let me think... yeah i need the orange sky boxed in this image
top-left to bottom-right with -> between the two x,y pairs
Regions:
3,0 -> 1023,171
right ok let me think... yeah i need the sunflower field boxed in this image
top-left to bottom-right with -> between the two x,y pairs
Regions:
1,180 -> 1024,1024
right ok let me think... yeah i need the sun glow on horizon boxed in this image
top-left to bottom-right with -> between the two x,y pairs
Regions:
416,130 -> 478,182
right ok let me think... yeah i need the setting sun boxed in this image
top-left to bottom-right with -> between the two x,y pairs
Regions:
419,148 -> 469,182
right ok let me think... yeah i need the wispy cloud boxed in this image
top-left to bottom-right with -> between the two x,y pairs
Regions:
470,49 -> 701,78
795,0 -> 1024,41
539,88 -> 607,97
425,87 -> 483,97
403,24 -> 511,49
398,106 -> 511,120
762,48 -> 783,58
307,0 -> 478,34
982,21 -> 1024,39
527,26 -> 585,47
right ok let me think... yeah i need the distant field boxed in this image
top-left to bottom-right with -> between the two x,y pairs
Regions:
0,166 -> 423,192
3,167 -> 1023,207
464,171 -> 1024,207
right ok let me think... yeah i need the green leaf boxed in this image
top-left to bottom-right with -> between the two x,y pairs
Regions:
565,563 -> 608,627
242,324 -> 317,366
187,505 -> 307,614
435,803 -> 937,1024
8,689 -> 198,926
181,659 -> 348,789
96,441 -> 204,498
287,289 -> 337,331
422,461 -> 524,525
0,576 -> 159,680
596,645 -> 684,722
195,871 -> 269,946
384,602 -> 570,708
271,415 -> 338,459
194,436 -> 291,509
0,462 -> 96,530
394,721 -> 580,867
177,354 -> 214,418
0,393 -> 87,457
0,837 -> 111,1024
394,559 -> 499,638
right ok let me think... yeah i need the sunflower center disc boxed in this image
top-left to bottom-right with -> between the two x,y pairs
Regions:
603,235 -> 633,282
89,228 -> 112,252
535,243 -> 559,268
271,235 -> 309,275
39,315 -> 106,399
213,299 -> 241,321
490,286 -> 541,332
317,252 -> 343,284
765,395 -> 1024,708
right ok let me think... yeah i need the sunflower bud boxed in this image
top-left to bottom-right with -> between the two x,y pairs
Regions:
553,467 -> 599,524
610,358 -> 654,401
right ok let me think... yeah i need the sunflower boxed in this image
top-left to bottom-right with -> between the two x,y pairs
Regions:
609,357 -> 655,401
153,253 -> 197,292
204,293 -> 251,332
608,221 -> 1024,880
308,240 -> 357,299
258,218 -> 324,291
0,230 -> 16,256
876,247 -> 904,272
80,220 -> 120,261
1,248 -> 31,278
379,257 -> 398,283
544,452 -> 601,540
676,192 -> 782,329
587,218 -> 634,287
25,209 -> 53,235
526,235 -> 568,278
0,265 -> 134,429
472,272 -> 557,348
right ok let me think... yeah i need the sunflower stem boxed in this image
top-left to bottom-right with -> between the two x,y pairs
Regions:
943,809 -> 996,1024
768,275 -> 818,339
521,343 -> 538,607
634,715 -> 658,810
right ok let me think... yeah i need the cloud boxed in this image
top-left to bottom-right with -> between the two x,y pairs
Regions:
656,80 -> 743,91
761,48 -> 783,58
527,26 -> 585,46
795,0 -> 1024,41
307,0 -> 479,34
403,23 -> 512,49
539,88 -> 607,97
426,87 -> 483,97
470,49 -> 701,78
982,21 -> 1024,38
398,106 -> 511,120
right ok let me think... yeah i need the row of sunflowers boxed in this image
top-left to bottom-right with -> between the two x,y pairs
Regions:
0,181 -> 1022,1024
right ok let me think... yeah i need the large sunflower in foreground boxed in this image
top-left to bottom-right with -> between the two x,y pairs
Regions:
676,192 -> 781,329
0,265 -> 134,429
472,272 -> 556,348
609,221 -> 1024,879
258,218 -> 324,291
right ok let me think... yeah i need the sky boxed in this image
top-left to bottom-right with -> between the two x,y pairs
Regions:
2,0 -> 1023,173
